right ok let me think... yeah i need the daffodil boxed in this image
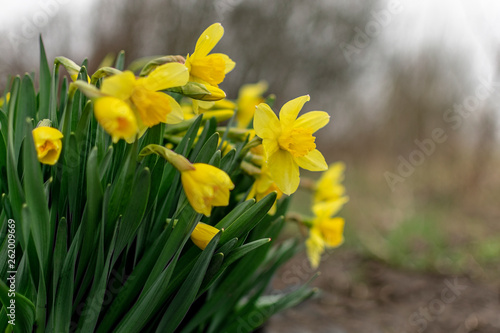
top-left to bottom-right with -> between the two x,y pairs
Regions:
254,95 -> 330,195
140,144 -> 235,216
247,162 -> 283,215
181,163 -> 235,216
185,23 -> 235,89
314,162 -> 348,205
92,62 -> 189,142
93,97 -> 139,143
236,81 -> 268,128
32,126 -> 63,165
190,222 -> 220,250
306,201 -> 345,269
55,56 -> 90,82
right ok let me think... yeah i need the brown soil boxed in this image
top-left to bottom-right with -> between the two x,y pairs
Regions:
265,251 -> 500,333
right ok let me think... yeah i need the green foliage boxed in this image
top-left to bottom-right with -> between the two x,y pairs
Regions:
0,39 -> 315,332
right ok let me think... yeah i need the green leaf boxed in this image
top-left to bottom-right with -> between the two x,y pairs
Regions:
35,270 -> 47,333
213,199 -> 254,230
0,280 -> 35,333
181,238 -> 272,333
72,146 -> 102,286
96,205 -> 197,333
77,221 -> 118,332
51,218 -> 67,303
113,249 -> 180,333
5,78 -> 26,248
15,75 -> 36,156
23,120 -> 50,274
95,230 -> 171,333
38,36 -> 51,120
114,51 -> 126,71
113,167 -> 150,258
107,141 -> 137,226
173,115 -> 203,156
0,131 -> 8,195
190,118 -> 217,162
155,232 -> 221,332
110,205 -> 201,333
222,238 -> 271,269
219,192 -> 277,244
221,284 -> 317,333
52,227 -> 81,333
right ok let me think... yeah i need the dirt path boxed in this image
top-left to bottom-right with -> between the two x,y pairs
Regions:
265,251 -> 500,333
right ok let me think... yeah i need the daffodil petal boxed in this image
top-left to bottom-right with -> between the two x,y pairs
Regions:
32,127 -> 64,165
268,149 -> 300,195
279,95 -> 310,128
94,96 -> 138,143
312,197 -> 349,218
142,62 -> 189,91
33,126 -> 63,141
306,228 -> 324,269
194,23 -> 224,59
262,138 -> 279,159
294,111 -> 330,133
238,81 -> 268,98
319,217 -> 345,248
100,71 -> 136,100
132,89 -> 182,127
295,149 -> 328,171
254,103 -> 280,140
164,94 -> 185,124
191,223 -> 220,250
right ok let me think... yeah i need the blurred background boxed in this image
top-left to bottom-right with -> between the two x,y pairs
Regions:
1,0 -> 500,332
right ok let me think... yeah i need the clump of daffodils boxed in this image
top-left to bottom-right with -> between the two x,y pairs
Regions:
0,23 -> 346,332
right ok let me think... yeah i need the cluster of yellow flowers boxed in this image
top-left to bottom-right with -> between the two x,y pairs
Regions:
307,162 -> 349,268
28,22 -> 347,268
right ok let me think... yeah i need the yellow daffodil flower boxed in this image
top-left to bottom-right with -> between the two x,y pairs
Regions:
247,162 -> 283,215
236,81 -> 268,128
185,23 -> 235,91
32,126 -> 63,165
190,222 -> 220,250
93,97 -> 139,143
93,62 -> 189,142
314,162 -> 348,205
181,163 -> 235,216
254,95 -> 330,195
306,201 -> 346,269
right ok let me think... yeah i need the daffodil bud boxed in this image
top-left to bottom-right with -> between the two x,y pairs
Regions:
139,144 -> 194,172
139,55 -> 187,76
190,223 -> 221,250
32,123 -> 63,165
90,67 -> 123,84
167,82 -> 211,99
55,56 -> 90,82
